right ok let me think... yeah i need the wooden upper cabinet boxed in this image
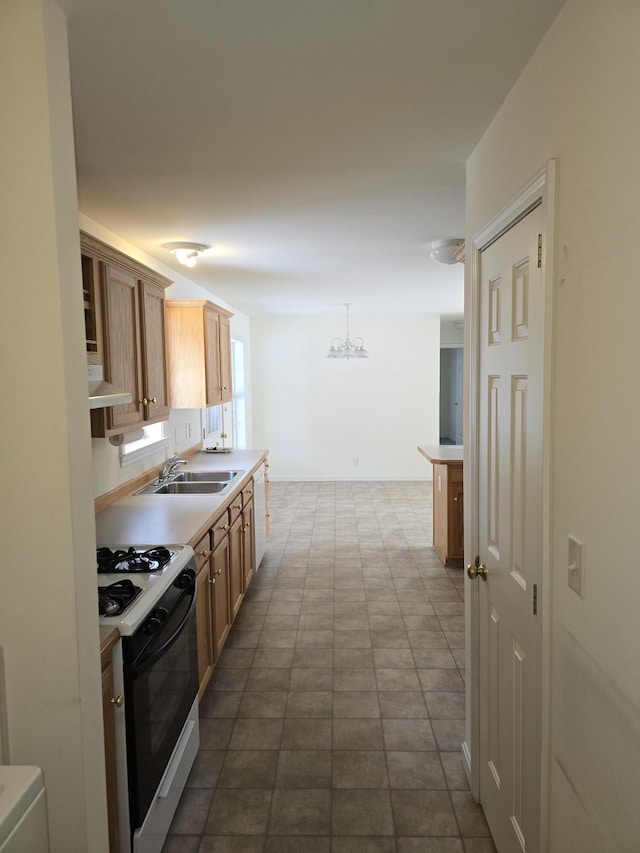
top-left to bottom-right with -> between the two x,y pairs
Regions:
139,280 -> 170,423
218,313 -> 232,402
204,308 -> 222,406
81,232 -> 172,437
165,299 -> 234,409
101,262 -> 145,431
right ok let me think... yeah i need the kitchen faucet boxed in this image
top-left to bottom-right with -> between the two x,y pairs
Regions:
159,455 -> 187,481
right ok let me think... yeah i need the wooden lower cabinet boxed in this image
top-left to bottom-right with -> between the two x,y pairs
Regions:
228,511 -> 244,620
212,535 -> 231,654
194,531 -> 215,699
432,461 -> 464,567
242,496 -> 255,591
100,633 -> 122,853
192,476 -> 261,698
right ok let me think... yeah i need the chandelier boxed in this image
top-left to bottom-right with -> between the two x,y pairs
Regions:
326,303 -> 370,359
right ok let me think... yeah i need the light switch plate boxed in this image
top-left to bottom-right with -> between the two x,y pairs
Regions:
568,534 -> 584,598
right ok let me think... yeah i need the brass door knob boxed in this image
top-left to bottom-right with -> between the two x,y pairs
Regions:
110,695 -> 123,708
198,549 -> 211,558
467,557 -> 488,581
149,396 -> 157,404
209,577 -> 216,586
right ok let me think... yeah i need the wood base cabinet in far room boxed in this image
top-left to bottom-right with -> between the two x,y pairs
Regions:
165,299 -> 233,409
417,445 -> 464,568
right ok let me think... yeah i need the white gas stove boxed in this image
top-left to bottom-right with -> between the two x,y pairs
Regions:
97,543 -> 195,635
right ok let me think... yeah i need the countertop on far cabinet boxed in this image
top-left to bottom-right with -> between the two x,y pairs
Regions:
417,445 -> 463,464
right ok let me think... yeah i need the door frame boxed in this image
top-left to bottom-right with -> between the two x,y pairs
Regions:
463,160 -> 557,850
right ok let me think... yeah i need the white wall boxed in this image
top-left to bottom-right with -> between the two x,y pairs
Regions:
0,2 -> 107,849
251,312 -> 439,479
466,2 -> 640,849
80,216 -> 253,496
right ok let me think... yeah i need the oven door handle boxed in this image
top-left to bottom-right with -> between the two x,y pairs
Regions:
133,582 -> 196,677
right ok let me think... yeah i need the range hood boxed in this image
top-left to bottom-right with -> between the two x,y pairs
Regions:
88,364 -> 133,409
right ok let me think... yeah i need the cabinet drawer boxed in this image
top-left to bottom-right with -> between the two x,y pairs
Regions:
242,480 -> 254,506
211,512 -> 231,550
228,495 -> 244,523
193,533 -> 212,570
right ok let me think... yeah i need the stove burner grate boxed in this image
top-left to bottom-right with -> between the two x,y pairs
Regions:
97,546 -> 172,574
98,578 -> 143,617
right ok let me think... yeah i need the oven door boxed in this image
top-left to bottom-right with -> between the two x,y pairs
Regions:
122,569 -> 198,831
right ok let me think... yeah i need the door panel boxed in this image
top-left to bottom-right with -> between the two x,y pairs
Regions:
476,205 -> 544,853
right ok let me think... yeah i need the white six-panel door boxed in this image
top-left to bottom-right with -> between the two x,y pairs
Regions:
476,203 -> 544,852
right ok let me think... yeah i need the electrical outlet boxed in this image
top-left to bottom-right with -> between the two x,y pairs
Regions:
568,534 -> 584,598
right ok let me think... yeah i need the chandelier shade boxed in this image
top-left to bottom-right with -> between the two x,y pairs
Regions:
326,303 -> 369,359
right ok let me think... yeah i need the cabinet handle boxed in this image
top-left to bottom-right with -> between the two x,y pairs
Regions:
453,497 -> 458,502
149,396 -> 157,404
139,397 -> 148,405
216,568 -> 222,576
219,524 -> 229,532
110,695 -> 123,708
246,489 -> 253,496
198,549 -> 211,558
209,577 -> 216,585
233,503 -> 242,510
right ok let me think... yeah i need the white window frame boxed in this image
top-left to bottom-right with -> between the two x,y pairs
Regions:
119,422 -> 169,467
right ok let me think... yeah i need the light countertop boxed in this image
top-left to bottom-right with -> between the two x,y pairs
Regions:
95,448 -> 268,548
417,445 -> 463,464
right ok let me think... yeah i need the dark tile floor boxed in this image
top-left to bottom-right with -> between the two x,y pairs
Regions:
162,481 -> 496,853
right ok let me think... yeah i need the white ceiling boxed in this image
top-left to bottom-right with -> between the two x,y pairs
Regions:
61,0 -> 565,317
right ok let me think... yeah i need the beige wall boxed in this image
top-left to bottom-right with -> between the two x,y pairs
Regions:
252,312 -> 440,480
0,1 -> 107,850
466,1 -> 640,849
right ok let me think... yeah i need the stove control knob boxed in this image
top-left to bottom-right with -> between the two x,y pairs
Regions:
174,569 -> 195,589
144,608 -> 168,634
144,616 -> 162,635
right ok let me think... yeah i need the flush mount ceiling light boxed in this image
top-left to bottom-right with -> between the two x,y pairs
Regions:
327,303 -> 370,360
429,238 -> 464,265
165,242 -> 209,268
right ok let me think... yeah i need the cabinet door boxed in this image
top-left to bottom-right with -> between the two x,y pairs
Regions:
228,512 -> 244,619
204,308 -> 222,406
196,560 -> 214,698
219,314 -> 232,403
448,479 -> 464,560
242,496 -> 255,592
212,536 -> 231,656
101,262 -> 144,430
139,280 -> 170,423
432,463 -> 448,565
101,657 -> 120,853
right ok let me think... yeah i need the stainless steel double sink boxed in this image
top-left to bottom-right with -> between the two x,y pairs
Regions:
135,470 -> 242,496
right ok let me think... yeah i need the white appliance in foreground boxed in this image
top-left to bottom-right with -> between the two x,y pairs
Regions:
0,766 -> 49,853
